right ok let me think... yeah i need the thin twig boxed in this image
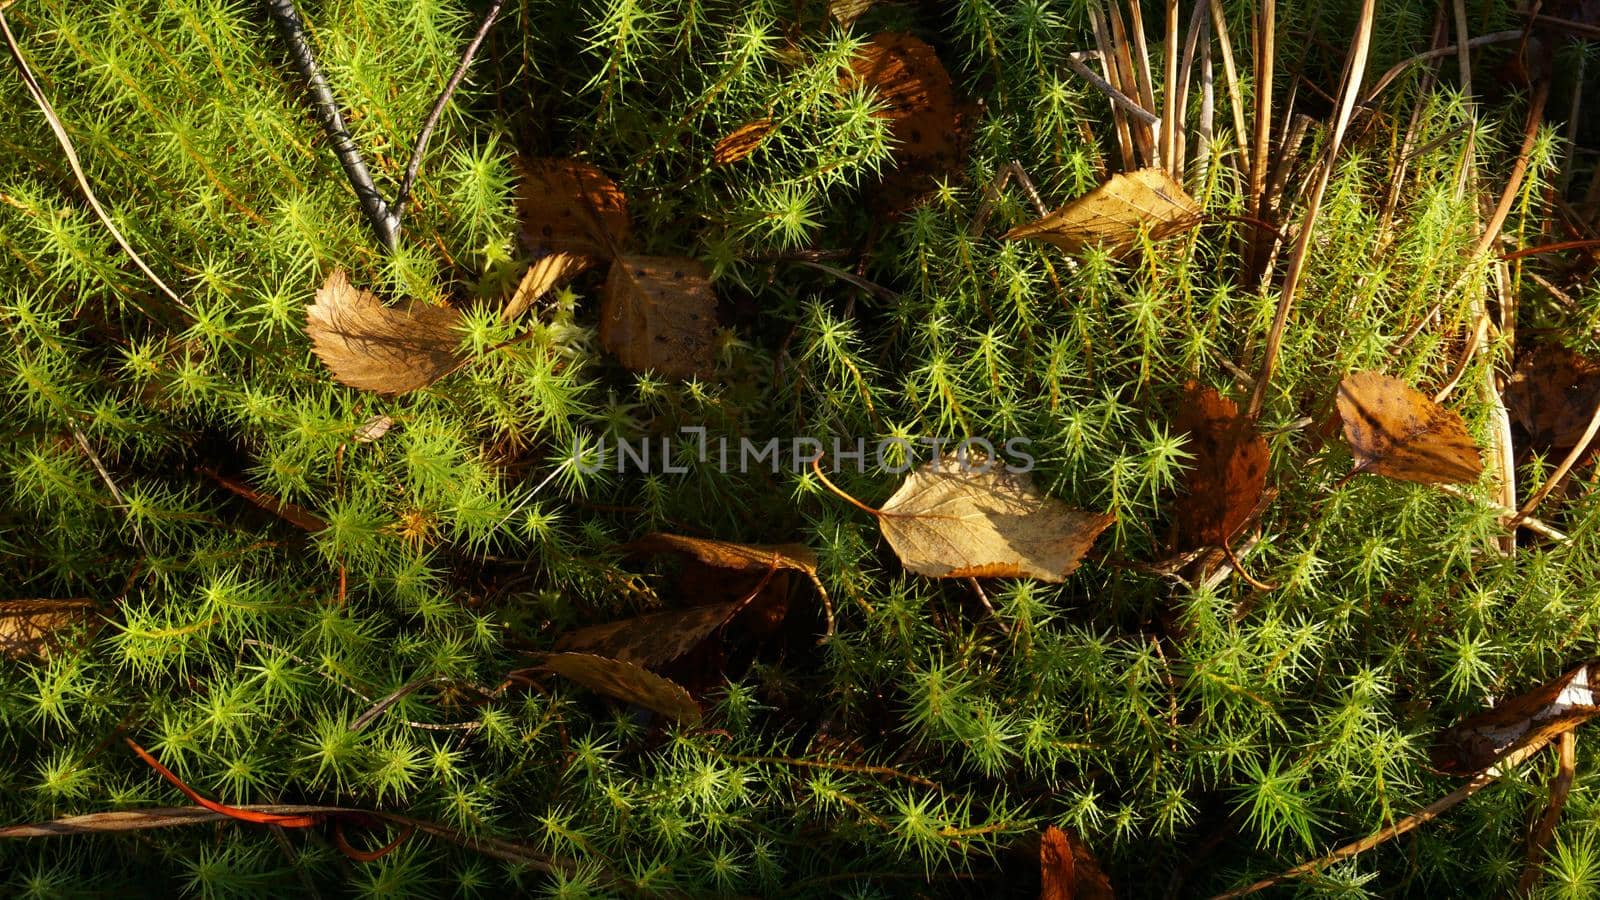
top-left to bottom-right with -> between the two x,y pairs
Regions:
1063,52 -> 1161,127
1361,31 -> 1525,105
1434,484 -> 1568,543
1517,730 -> 1577,896
392,0 -> 506,220
1207,0 -> 1249,173
1087,2 -> 1137,171
1162,0 -> 1180,174
966,576 -> 1009,633
68,422 -> 151,556
0,8 -> 190,315
1452,0 -> 1473,103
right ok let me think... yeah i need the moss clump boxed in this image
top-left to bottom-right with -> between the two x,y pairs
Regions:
1,0 -> 1597,896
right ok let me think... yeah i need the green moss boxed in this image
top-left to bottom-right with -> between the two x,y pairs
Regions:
1,0 -> 1596,895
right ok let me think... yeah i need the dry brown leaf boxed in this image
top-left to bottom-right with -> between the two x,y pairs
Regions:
625,532 -> 819,575
305,270 -> 465,395
352,414 -> 394,443
1432,661 -> 1600,775
516,158 -> 631,259
502,251 -> 586,322
202,468 -> 326,532
844,32 -> 965,212
599,255 -> 718,379
1336,370 -> 1484,485
829,0 -> 874,27
712,119 -> 776,165
877,461 -> 1113,581
1172,383 -> 1270,549
542,652 -> 702,725
1506,345 -> 1600,453
1041,825 -> 1116,900
1004,168 -> 1202,258
0,599 -> 95,660
510,158 -> 629,319
554,602 -> 738,668
627,532 -> 828,635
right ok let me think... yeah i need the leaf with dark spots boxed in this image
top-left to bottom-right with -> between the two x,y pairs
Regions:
842,32 -> 966,212
515,157 -> 631,259
599,255 -> 718,379
1335,371 -> 1483,485
1506,345 -> 1600,453
1172,382 -> 1269,549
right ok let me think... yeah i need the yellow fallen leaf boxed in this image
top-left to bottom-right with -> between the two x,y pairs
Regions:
829,459 -> 1113,581
305,270 -> 464,395
1335,370 -> 1483,485
1004,167 -> 1201,258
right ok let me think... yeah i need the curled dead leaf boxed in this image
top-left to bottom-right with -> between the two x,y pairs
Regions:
1041,825 -> 1116,900
844,32 -> 965,212
1335,370 -> 1484,485
1172,382 -> 1269,549
1433,661 -> 1600,775
1004,168 -> 1201,258
352,414 -> 394,443
305,270 -> 465,395
1,599 -> 96,660
599,255 -> 718,379
863,460 -> 1112,581
541,652 -> 702,725
554,602 -> 738,668
502,251 -> 586,322
626,532 -> 831,636
712,119 -> 776,165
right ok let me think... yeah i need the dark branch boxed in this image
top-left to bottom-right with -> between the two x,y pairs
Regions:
263,0 -> 400,250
